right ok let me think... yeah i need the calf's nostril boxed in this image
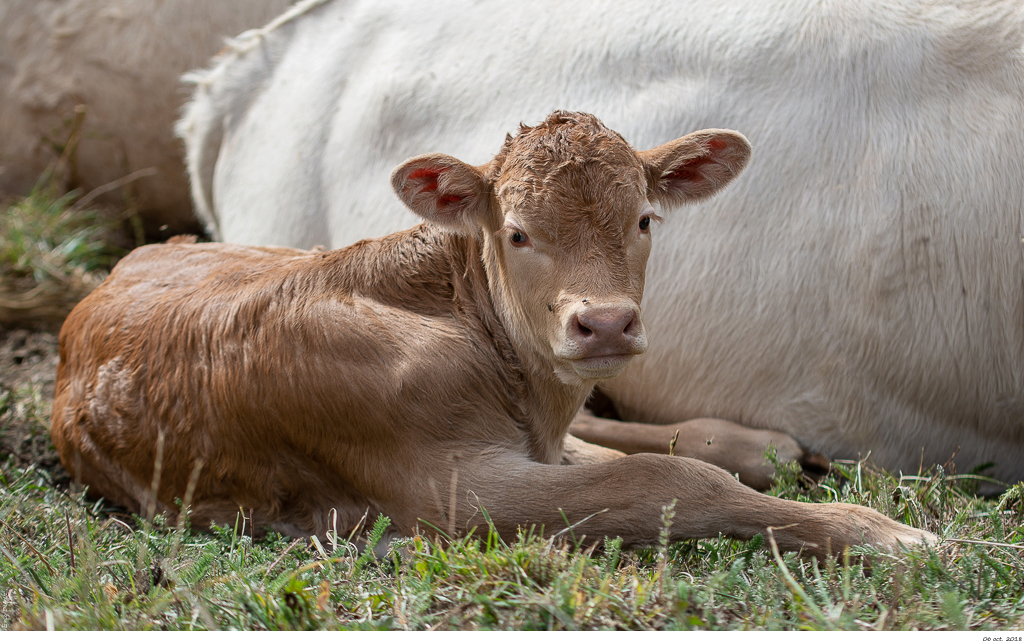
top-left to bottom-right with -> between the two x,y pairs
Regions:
573,316 -> 594,337
621,310 -> 638,337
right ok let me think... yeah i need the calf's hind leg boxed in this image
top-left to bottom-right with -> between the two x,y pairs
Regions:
444,451 -> 933,559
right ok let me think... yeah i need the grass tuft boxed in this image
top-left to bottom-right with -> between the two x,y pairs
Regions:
0,183 -> 129,326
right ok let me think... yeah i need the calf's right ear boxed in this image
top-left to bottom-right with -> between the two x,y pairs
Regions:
391,154 -> 490,235
638,129 -> 751,208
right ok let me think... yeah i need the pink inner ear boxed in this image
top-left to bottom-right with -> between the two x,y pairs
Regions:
708,139 -> 728,150
437,194 -> 464,208
406,164 -> 471,214
408,167 -> 446,193
666,156 -> 716,183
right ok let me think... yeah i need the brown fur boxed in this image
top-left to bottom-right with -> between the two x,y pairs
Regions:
51,112 -> 933,556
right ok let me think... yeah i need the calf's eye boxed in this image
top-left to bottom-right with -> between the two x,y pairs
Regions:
639,216 -> 651,231
509,230 -> 529,246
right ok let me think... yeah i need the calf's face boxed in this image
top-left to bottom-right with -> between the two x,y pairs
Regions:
392,112 -> 750,383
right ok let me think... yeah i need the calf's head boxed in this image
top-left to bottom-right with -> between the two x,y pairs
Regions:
392,112 -> 749,384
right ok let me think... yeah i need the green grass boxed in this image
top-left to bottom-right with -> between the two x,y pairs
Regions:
1,448 -> 1023,631
1,189 -> 116,278
0,183 -> 130,325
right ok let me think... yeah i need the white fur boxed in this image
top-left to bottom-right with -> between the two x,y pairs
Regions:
0,0 -> 292,229
178,0 -> 1024,486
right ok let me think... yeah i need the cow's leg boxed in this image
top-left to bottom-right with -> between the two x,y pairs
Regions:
561,434 -> 626,465
441,451 -> 934,559
570,411 -> 829,490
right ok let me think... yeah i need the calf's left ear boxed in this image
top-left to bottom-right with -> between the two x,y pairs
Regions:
391,154 -> 490,234
638,129 -> 751,207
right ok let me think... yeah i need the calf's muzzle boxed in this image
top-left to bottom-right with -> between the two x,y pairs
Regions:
561,302 -> 647,380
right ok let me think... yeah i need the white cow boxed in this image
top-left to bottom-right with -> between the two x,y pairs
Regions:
179,0 -> 1024,490
0,0 -> 292,233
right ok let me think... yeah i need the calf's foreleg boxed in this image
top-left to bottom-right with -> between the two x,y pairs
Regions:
447,452 -> 934,559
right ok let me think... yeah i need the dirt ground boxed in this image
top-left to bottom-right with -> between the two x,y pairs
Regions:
0,325 -> 66,478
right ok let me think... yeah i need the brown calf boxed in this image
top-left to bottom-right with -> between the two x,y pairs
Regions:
51,112 -> 934,557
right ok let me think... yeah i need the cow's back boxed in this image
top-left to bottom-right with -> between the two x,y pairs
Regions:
0,0 -> 292,232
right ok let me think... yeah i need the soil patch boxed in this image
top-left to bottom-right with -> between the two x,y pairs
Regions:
0,325 -> 65,477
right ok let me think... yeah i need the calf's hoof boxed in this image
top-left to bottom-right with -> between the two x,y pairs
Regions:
769,503 -> 937,559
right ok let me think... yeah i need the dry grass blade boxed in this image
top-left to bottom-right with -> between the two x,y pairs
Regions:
68,168 -> 157,214
0,271 -> 103,324
64,512 -> 75,574
944,538 -> 1024,550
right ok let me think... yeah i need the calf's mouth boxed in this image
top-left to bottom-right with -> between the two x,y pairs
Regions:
569,352 -> 639,380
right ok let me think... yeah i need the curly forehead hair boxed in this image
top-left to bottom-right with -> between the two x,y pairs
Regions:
489,111 -> 638,184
